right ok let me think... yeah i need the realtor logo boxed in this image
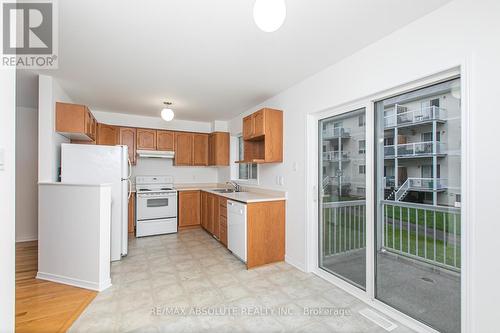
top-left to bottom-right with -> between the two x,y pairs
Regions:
1,0 -> 58,68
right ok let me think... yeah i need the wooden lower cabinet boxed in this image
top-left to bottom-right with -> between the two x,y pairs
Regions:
178,190 -> 201,228
128,193 -> 135,234
220,216 -> 227,247
246,200 -> 285,269
198,191 -> 285,267
201,191 -> 208,230
206,194 -> 216,234
200,192 -> 223,241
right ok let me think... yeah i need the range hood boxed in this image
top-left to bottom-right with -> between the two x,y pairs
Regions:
136,150 -> 175,159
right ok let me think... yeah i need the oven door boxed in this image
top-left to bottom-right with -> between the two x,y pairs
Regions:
136,192 -> 177,221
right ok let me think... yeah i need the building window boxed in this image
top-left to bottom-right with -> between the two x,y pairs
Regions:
359,165 -> 366,174
421,164 -> 441,178
358,114 -> 365,127
237,136 -> 258,181
357,187 -> 366,195
358,140 -> 366,154
421,131 -> 441,142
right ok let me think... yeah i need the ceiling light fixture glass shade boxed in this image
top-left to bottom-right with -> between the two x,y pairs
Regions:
253,0 -> 286,33
161,102 -> 174,121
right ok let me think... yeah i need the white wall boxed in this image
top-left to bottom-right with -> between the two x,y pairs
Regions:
93,111 -> 220,184
93,110 -> 213,133
222,0 -> 500,331
38,75 -> 72,182
0,68 -> 16,332
16,107 -> 39,242
132,158 -> 218,184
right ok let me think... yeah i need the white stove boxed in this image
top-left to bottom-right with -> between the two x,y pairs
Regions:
135,176 -> 178,237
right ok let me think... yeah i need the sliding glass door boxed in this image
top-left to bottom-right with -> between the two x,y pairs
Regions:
319,108 -> 367,289
375,78 -> 461,333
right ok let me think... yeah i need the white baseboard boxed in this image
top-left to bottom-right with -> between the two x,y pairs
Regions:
16,236 -> 38,242
285,255 -> 306,272
36,271 -> 112,292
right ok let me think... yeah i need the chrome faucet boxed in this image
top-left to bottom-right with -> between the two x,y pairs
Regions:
226,181 -> 241,192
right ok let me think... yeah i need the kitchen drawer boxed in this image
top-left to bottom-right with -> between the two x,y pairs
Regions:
136,218 -> 177,237
220,220 -> 227,247
220,206 -> 227,218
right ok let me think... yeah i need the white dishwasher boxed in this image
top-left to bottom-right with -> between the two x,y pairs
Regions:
227,200 -> 247,263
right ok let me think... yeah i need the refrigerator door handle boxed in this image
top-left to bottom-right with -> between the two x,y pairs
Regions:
128,179 -> 132,200
127,158 -> 132,179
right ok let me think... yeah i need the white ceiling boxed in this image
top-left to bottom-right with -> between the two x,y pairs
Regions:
32,0 -> 451,121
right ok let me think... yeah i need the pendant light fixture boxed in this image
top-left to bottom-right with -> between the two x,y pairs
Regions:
161,102 -> 174,122
253,0 -> 286,33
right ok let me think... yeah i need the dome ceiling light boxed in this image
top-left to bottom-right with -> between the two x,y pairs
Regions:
253,0 -> 286,33
160,102 -> 174,122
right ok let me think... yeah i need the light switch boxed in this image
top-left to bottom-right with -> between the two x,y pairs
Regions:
279,176 -> 285,186
0,148 -> 4,171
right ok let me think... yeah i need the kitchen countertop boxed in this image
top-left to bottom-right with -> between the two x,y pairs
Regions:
176,183 -> 287,204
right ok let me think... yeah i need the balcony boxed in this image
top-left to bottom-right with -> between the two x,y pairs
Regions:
323,151 -> 350,162
385,141 -> 447,159
384,176 -> 395,188
320,200 -> 460,333
384,105 -> 447,128
322,127 -> 351,139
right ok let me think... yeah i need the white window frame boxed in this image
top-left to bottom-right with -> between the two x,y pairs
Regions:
231,135 -> 259,185
305,66 -> 468,333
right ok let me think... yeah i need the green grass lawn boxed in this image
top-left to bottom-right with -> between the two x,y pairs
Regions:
322,206 -> 461,270
383,204 -> 461,235
384,223 -> 460,269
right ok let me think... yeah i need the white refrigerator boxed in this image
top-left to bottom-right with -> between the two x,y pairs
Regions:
61,143 -> 131,262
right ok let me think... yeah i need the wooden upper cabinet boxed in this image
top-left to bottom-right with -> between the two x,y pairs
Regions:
119,127 -> 137,165
193,134 -> 209,166
178,191 -> 201,227
174,132 -> 193,166
239,108 -> 283,164
157,130 -> 175,151
56,102 -> 95,141
96,123 -> 118,146
243,115 -> 253,140
208,132 -> 229,166
137,129 -> 157,150
252,110 -> 265,138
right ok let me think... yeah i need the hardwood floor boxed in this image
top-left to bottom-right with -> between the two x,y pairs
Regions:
15,241 -> 97,333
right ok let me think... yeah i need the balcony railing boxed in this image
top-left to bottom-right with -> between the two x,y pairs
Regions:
323,151 -> 350,162
385,142 -> 447,158
321,200 -> 461,272
384,105 -> 447,128
384,176 -> 395,188
322,127 -> 351,139
381,201 -> 460,271
322,200 -> 366,256
407,177 -> 447,191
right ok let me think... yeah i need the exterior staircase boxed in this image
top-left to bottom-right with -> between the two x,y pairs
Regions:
394,179 -> 410,201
